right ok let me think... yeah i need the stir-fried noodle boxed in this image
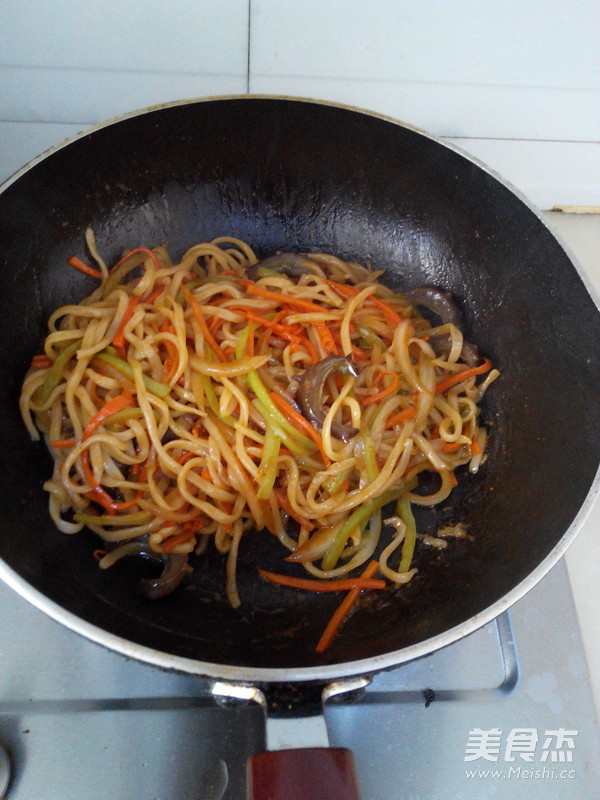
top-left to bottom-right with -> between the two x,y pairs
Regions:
20,232 -> 498,619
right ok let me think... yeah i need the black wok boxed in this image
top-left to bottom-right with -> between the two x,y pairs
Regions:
0,97 -> 598,797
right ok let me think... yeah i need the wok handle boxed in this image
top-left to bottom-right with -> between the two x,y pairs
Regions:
247,747 -> 362,800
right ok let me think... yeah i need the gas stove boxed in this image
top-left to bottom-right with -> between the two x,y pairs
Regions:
0,555 -> 598,799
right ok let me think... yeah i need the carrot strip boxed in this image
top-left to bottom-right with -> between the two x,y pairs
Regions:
244,282 -> 325,313
315,322 -> 338,355
350,343 -> 369,361
183,288 -> 226,361
67,256 -> 103,280
80,450 -> 117,515
384,405 -> 417,429
471,438 -> 482,456
93,548 -> 108,560
51,438 -> 75,449
200,467 -> 212,482
273,489 -> 315,531
258,569 -> 385,592
142,285 -> 165,305
326,279 -> 402,327
78,395 -> 135,515
369,296 -> 403,327
30,354 -> 53,369
110,491 -> 143,510
434,359 -> 492,395
88,377 -> 103,408
362,371 -> 400,406
315,560 -> 380,652
441,441 -> 462,453
159,319 -> 180,382
208,315 -> 225,334
110,247 -> 163,274
129,457 -> 145,479
161,532 -> 194,552
245,320 -> 255,357
228,307 -> 302,344
296,334 -> 319,363
448,470 -> 458,486
112,296 -> 140,357
82,394 -> 133,441
269,392 -> 331,466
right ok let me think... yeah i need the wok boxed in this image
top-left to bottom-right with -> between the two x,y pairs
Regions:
0,97 -> 599,798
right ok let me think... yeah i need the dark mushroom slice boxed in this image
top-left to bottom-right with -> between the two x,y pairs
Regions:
427,333 -> 479,367
102,537 -> 193,600
404,286 -> 463,327
138,553 -> 193,600
404,285 -> 478,366
297,355 -> 360,442
247,253 -> 318,280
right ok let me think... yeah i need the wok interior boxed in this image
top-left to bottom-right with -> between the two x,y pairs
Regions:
0,98 -> 598,671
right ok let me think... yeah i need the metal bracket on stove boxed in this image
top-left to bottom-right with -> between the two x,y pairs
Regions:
208,675 -> 372,751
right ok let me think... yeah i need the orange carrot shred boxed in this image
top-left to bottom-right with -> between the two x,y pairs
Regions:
228,306 -> 302,344
325,279 -> 402,327
67,256 -> 103,280
269,392 -> 331,467
109,247 -> 162,274
244,282 -> 325,313
273,489 -> 315,531
51,438 -> 75,449
315,560 -> 381,652
258,569 -> 386,593
315,322 -> 338,355
245,320 -> 255,357
471,438 -> 482,456
31,354 -> 53,369
161,524 -> 202,553
112,296 -> 140,357
82,394 -> 133,441
384,405 -> 417,429
441,441 -> 463,453
183,288 -> 226,362
434,359 -> 492,395
362,371 -> 399,406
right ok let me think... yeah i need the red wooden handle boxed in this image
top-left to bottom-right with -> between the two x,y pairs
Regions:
247,747 -> 362,800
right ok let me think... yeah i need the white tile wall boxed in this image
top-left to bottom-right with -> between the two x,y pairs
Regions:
0,1 -> 598,203
248,0 -> 600,207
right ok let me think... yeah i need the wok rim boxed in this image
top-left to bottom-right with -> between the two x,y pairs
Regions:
1,94 -> 599,684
